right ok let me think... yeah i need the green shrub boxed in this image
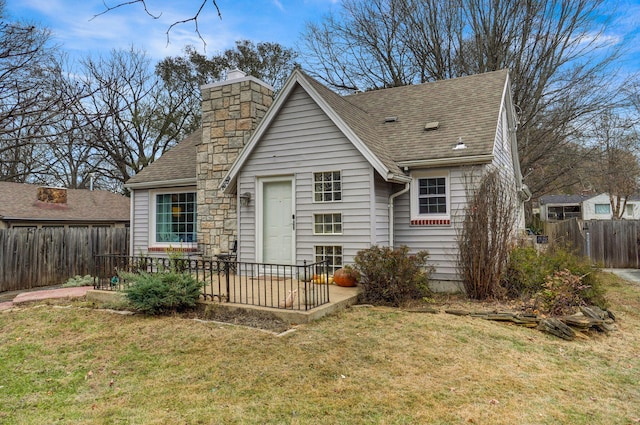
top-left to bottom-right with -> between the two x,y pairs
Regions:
502,246 -> 548,297
125,270 -> 202,315
353,245 -> 433,307
63,275 -> 93,287
502,245 -> 607,310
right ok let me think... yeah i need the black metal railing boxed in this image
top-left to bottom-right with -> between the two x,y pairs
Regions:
93,255 -> 331,311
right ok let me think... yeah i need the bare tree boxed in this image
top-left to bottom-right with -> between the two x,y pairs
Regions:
0,1 -> 82,182
590,111 -> 640,219
458,168 -> 520,299
301,0 -> 414,91
74,47 -> 200,190
93,0 -> 221,47
300,0 -> 624,197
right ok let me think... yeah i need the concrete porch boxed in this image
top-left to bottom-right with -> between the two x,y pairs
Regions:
87,283 -> 360,325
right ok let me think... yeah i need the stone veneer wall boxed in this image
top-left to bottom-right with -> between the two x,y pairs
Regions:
197,75 -> 274,257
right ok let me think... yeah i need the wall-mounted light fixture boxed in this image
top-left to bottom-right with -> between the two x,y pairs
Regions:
240,192 -> 252,207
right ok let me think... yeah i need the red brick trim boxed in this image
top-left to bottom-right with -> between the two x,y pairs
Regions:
410,219 -> 451,226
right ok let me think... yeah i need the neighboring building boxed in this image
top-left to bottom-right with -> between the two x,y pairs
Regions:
538,194 -> 592,221
582,193 -> 640,220
539,193 -> 640,221
0,182 -> 130,229
126,68 -> 528,288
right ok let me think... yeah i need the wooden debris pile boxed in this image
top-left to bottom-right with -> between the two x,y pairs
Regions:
441,305 -> 616,340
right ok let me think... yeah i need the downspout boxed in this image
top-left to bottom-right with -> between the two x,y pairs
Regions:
129,190 -> 135,255
388,183 -> 411,248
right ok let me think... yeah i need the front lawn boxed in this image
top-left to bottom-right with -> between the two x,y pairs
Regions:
0,272 -> 638,424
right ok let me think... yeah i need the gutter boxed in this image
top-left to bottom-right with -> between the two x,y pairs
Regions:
388,183 -> 411,248
387,172 -> 412,184
124,177 -> 196,190
397,154 -> 494,169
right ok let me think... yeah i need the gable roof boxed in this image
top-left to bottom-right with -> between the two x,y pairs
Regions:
126,129 -> 201,188
124,69 -> 514,191
223,68 -> 511,192
343,69 -> 508,164
0,182 -> 130,223
539,194 -> 595,205
541,193 -> 640,205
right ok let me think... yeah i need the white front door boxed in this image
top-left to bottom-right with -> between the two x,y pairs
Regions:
259,177 -> 294,264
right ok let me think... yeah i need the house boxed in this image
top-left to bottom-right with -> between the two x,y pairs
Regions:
0,182 -> 130,229
582,193 -> 640,220
539,193 -> 640,221
125,69 -> 528,289
538,194 -> 592,221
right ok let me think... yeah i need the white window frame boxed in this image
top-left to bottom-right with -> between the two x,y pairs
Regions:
313,213 -> 343,235
313,170 -> 342,203
314,245 -> 343,274
411,170 -> 450,221
626,204 -> 635,217
149,188 -> 198,248
594,203 -> 611,215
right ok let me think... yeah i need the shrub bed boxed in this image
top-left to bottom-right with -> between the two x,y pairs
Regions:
354,245 -> 433,307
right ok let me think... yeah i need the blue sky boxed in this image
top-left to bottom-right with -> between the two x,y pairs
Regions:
5,0 -> 340,62
5,0 -> 640,75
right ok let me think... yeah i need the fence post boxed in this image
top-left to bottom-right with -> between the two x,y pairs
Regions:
583,222 -> 591,260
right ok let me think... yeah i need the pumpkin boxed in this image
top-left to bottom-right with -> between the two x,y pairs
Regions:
333,268 -> 358,287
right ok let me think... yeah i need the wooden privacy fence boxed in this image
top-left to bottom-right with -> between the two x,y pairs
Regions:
543,218 -> 640,268
0,227 -> 129,292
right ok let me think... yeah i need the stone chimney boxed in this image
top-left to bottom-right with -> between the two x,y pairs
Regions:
37,187 -> 68,204
197,70 -> 274,256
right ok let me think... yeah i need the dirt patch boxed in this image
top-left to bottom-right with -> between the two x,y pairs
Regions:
186,303 -> 292,333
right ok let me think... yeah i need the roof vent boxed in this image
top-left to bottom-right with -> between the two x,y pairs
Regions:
424,121 -> 439,131
384,116 -> 398,123
453,137 -> 467,150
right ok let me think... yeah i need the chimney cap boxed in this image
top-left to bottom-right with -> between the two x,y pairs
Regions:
227,69 -> 246,80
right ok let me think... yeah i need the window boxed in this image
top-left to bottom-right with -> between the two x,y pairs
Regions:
314,213 -> 342,234
315,245 -> 343,273
154,192 -> 197,244
410,171 -> 450,225
594,203 -> 611,215
627,204 -> 635,217
418,177 -> 447,214
314,171 -> 342,202
548,205 -> 581,221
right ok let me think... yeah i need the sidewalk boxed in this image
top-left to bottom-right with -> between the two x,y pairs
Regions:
605,269 -> 640,285
0,286 -> 93,311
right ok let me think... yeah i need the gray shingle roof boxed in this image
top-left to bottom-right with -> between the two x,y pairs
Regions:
126,129 -> 201,186
341,70 -> 508,163
0,182 -> 130,223
538,194 -> 595,205
127,70 -> 509,186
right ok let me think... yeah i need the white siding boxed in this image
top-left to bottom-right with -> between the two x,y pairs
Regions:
493,108 -> 516,178
493,106 -> 524,229
394,167 -> 476,281
132,189 -> 150,254
237,85 -> 377,265
583,194 -> 613,220
374,174 -> 393,245
582,193 -> 640,220
392,103 -> 518,283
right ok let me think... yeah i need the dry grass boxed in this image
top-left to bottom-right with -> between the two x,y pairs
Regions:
1,272 -> 639,424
